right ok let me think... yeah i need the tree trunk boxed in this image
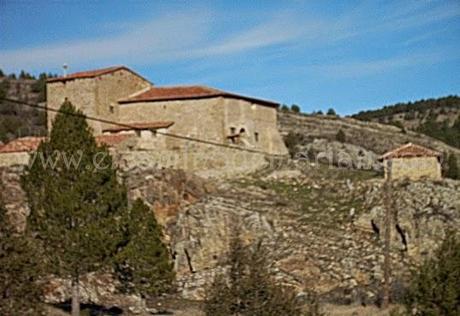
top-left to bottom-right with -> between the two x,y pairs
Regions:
71,277 -> 80,316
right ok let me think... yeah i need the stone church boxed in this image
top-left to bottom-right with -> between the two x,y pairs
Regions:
47,66 -> 287,175
46,66 -> 288,159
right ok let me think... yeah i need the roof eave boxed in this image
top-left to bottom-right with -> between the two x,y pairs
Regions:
118,94 -> 279,107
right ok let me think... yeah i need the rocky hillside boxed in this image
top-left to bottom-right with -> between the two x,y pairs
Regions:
0,72 -> 52,143
277,111 -> 460,172
352,96 -> 460,129
351,96 -> 460,149
2,161 -> 459,313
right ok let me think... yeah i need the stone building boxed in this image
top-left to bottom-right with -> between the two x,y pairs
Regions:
46,66 -> 288,157
380,143 -> 442,181
0,135 -> 133,167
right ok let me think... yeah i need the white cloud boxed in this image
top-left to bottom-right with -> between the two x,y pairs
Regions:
312,51 -> 454,78
0,1 -> 458,73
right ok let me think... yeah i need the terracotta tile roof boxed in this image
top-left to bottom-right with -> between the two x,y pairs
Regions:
0,137 -> 45,153
0,135 -> 132,153
47,66 -> 150,83
118,85 -> 279,107
380,143 -> 441,160
102,121 -> 174,133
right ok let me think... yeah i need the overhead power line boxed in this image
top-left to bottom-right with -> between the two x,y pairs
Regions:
1,97 -> 286,157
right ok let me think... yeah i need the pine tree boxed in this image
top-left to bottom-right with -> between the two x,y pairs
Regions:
205,229 -> 303,316
115,199 -> 174,297
0,199 -> 43,315
327,108 -> 337,116
291,104 -> 301,113
405,233 -> 460,315
22,101 -> 128,316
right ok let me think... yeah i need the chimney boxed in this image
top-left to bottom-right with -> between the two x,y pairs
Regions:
62,63 -> 68,77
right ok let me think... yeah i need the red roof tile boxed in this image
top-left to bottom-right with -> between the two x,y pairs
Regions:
102,121 -> 174,133
380,143 -> 441,160
118,85 -> 279,107
0,135 -> 132,153
0,137 -> 45,153
47,66 -> 150,83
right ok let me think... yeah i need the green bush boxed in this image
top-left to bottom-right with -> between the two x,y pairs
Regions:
404,233 -> 460,315
205,230 -> 304,316
336,129 -> 346,143
445,153 -> 459,180
327,108 -> 336,116
291,104 -> 301,113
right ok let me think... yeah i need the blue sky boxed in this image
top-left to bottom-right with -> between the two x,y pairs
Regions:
1,0 -> 459,115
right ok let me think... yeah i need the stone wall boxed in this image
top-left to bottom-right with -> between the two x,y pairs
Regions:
118,97 -> 288,156
384,157 -> 441,180
46,69 -> 150,134
0,152 -> 30,167
116,142 -> 270,178
47,77 -> 98,131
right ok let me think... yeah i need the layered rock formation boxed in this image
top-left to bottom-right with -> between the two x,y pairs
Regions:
1,161 -> 459,308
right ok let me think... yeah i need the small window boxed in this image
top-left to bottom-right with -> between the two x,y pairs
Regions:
254,132 -> 259,142
230,127 -> 236,134
239,128 -> 246,134
109,105 -> 114,113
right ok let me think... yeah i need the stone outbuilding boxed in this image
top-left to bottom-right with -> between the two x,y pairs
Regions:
379,143 -> 442,181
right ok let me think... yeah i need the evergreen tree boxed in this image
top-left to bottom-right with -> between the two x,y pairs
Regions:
405,233 -> 460,315
291,104 -> 301,113
0,199 -> 43,315
281,104 -> 289,112
205,229 -> 303,316
115,199 -> 174,297
327,108 -> 336,116
22,101 -> 128,316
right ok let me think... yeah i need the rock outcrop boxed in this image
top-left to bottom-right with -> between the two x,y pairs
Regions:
2,161 -> 459,307
278,112 -> 460,159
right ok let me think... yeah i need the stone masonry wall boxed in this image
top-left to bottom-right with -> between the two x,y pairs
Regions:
0,152 -> 30,167
119,97 -> 287,156
94,69 -> 151,131
384,157 -> 441,180
47,78 -> 97,131
46,69 -> 150,134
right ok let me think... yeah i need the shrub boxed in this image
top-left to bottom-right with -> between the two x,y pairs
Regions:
404,233 -> 460,315
291,104 -> 301,113
284,132 -> 305,158
204,229 -> 303,316
327,108 -> 336,116
336,129 -> 346,143
445,153 -> 459,180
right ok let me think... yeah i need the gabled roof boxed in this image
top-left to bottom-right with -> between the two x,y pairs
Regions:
0,135 -> 133,153
380,143 -> 441,160
118,85 -> 279,107
102,121 -> 174,133
47,66 -> 150,84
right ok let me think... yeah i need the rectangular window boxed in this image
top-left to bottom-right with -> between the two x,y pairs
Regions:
109,105 -> 114,113
230,127 -> 236,134
254,132 -> 259,142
